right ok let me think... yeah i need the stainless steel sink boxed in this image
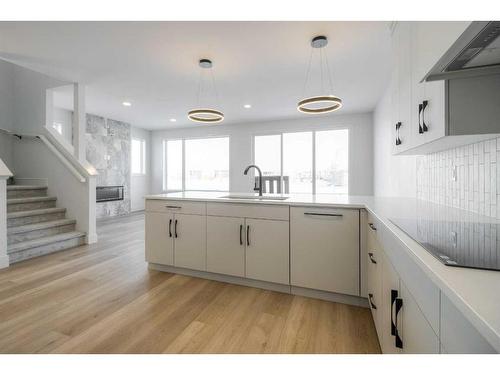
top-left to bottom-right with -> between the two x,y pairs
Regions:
220,194 -> 289,201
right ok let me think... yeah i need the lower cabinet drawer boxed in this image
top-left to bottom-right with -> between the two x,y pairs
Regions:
440,293 -> 496,354
146,199 -> 206,215
207,202 -> 289,221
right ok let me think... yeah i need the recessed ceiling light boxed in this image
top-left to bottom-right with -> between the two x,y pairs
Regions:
122,101 -> 132,107
170,118 -> 177,122
243,104 -> 252,109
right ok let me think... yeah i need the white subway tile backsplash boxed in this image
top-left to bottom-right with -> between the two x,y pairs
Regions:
417,136 -> 500,220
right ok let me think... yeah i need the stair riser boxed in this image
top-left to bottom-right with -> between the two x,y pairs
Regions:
8,236 -> 86,264
7,200 -> 56,213
7,212 -> 66,228
7,189 -> 48,199
8,224 -> 76,245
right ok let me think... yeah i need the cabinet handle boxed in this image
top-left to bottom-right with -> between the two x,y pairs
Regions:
368,223 -> 377,231
395,297 -> 404,349
418,103 -> 424,134
390,289 -> 398,336
395,122 -> 401,146
304,212 -> 343,217
368,252 -> 377,264
368,293 -> 377,310
166,205 -> 181,210
169,219 -> 172,238
422,100 -> 428,132
246,225 -> 250,246
174,219 -> 178,238
239,224 -> 243,246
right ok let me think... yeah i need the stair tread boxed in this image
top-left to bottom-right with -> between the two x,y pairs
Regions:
7,185 -> 48,190
7,196 -> 57,204
7,219 -> 77,235
7,231 -> 86,253
7,207 -> 66,219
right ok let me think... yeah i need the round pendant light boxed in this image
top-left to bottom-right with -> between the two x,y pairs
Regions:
297,35 -> 343,114
188,59 -> 225,124
188,108 -> 224,123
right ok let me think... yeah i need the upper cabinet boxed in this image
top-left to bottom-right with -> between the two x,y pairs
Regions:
391,21 -> 499,155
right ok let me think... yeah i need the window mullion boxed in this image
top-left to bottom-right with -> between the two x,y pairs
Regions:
280,133 -> 284,193
312,131 -> 316,195
182,139 -> 186,192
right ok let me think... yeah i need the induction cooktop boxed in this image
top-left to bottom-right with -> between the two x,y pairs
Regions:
389,218 -> 500,272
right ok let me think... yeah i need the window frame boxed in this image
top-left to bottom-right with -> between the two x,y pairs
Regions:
252,127 -> 349,195
163,135 -> 231,193
131,138 -> 147,176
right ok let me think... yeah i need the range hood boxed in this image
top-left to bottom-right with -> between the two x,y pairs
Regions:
426,21 -> 500,81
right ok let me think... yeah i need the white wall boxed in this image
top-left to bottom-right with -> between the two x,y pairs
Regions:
131,126 -> 152,211
151,113 -> 374,196
0,60 -> 15,170
373,86 -> 417,197
52,107 -> 73,145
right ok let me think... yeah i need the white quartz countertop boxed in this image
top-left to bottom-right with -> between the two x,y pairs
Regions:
145,192 -> 500,351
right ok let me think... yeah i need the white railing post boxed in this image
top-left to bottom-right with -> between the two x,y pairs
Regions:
0,158 -> 13,269
73,83 -> 86,162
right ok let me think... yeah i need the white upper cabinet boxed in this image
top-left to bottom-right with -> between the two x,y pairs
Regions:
391,21 -> 479,154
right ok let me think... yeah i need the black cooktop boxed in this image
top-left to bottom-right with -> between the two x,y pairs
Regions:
389,218 -> 500,272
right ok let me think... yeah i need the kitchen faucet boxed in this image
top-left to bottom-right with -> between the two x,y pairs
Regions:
243,165 -> 263,197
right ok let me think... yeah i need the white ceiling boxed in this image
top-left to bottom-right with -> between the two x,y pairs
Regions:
0,21 -> 391,130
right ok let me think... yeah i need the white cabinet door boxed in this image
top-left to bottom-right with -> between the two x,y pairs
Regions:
397,22 -> 413,152
173,213 -> 206,271
290,207 -> 359,296
206,216 -> 245,277
245,218 -> 289,285
145,211 -> 174,266
400,282 -> 439,354
366,230 -> 383,337
380,252 -> 402,354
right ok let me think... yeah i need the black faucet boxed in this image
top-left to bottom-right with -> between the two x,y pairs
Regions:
244,165 -> 263,197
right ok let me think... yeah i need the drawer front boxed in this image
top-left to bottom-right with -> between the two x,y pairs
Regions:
378,224 -> 440,335
440,293 -> 496,354
206,202 -> 289,221
146,199 -> 206,215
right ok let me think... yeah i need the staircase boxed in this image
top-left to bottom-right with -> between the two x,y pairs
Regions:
6,182 -> 86,263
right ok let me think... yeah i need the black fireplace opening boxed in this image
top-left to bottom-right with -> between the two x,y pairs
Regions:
96,186 -> 124,202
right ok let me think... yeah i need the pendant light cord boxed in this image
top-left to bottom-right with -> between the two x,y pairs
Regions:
210,68 -> 220,108
301,47 -> 314,99
324,51 -> 335,95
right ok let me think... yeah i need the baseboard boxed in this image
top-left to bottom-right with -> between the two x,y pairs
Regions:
290,286 -> 368,308
86,233 -> 98,244
149,263 -> 368,308
0,254 -> 9,269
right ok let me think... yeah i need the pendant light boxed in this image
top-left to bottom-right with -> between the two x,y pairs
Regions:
188,59 -> 224,123
297,35 -> 342,114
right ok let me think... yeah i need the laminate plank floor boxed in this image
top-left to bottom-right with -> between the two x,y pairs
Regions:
0,213 -> 381,354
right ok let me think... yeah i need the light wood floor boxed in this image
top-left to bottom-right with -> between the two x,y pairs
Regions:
0,213 -> 380,354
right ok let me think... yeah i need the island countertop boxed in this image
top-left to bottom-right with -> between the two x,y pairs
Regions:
145,192 -> 500,351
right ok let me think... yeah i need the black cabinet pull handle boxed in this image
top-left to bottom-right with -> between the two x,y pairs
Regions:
368,293 -> 377,310
166,205 -> 182,209
368,252 -> 377,264
368,223 -> 377,231
239,224 -> 243,245
395,122 -> 401,145
422,100 -> 428,132
246,225 -> 250,246
169,219 -> 172,238
390,289 -> 398,336
418,103 -> 424,134
395,297 -> 404,349
174,219 -> 178,238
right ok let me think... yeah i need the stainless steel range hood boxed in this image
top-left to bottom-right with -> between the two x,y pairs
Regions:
425,21 -> 500,81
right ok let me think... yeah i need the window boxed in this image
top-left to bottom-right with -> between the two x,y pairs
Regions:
52,122 -> 63,135
131,138 -> 146,175
163,137 -> 229,192
253,129 -> 348,194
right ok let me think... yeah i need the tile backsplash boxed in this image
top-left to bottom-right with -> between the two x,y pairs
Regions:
417,137 -> 500,219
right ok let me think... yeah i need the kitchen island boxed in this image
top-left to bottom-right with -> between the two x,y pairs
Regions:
145,192 -> 500,353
